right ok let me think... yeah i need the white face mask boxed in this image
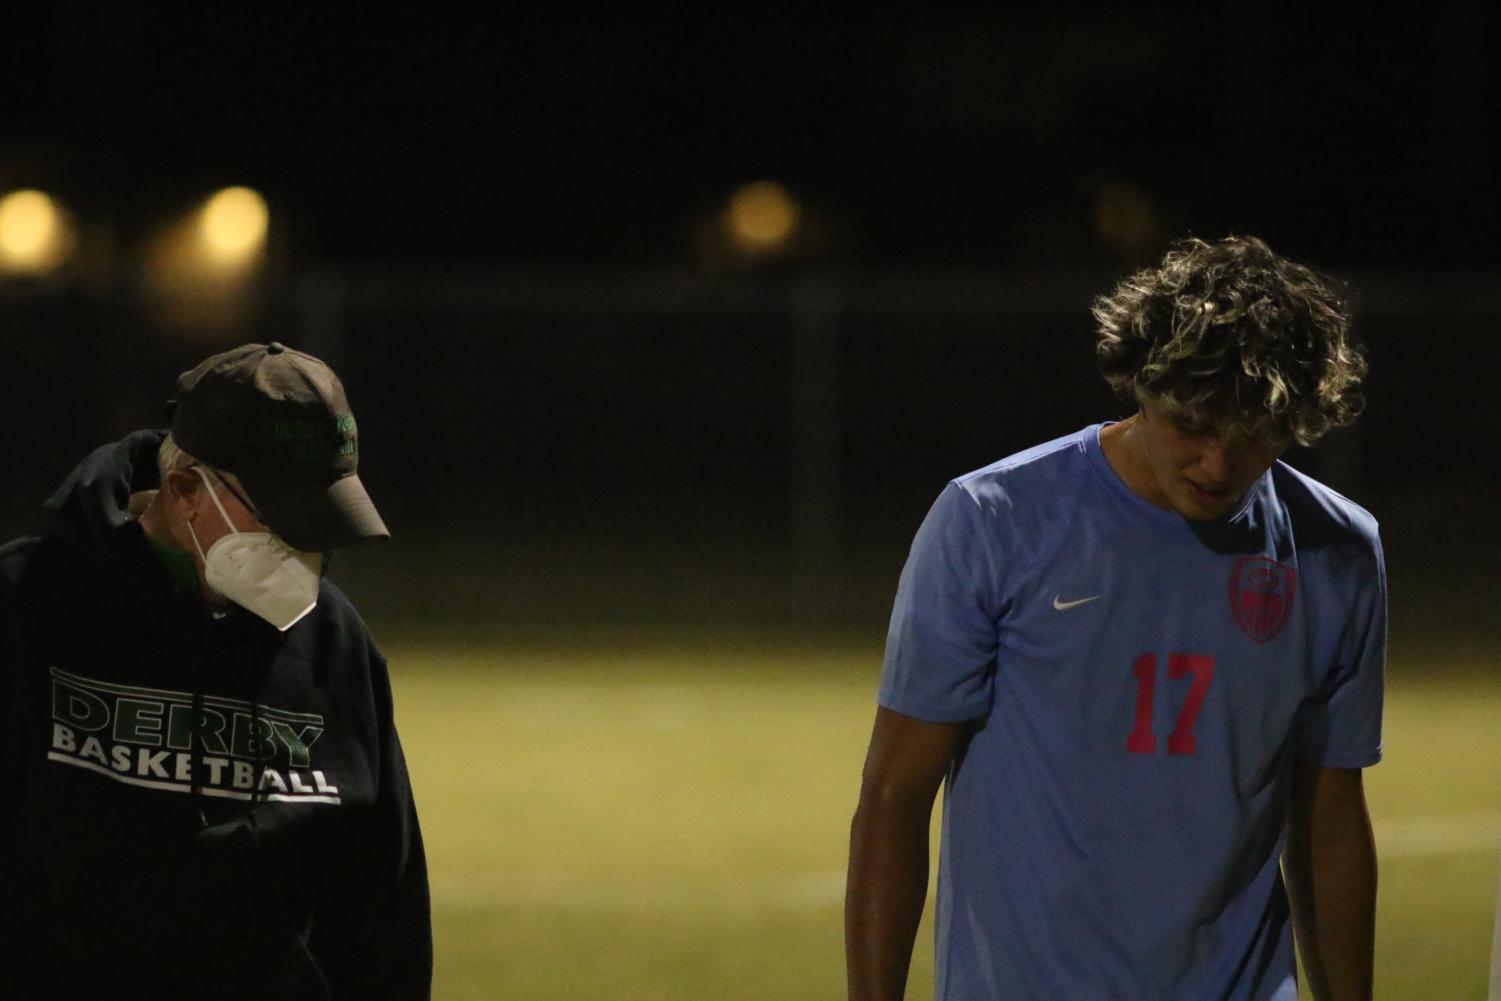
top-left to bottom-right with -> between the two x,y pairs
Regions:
186,468 -> 321,631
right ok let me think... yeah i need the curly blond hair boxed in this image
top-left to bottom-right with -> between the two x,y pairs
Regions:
1092,235 -> 1366,445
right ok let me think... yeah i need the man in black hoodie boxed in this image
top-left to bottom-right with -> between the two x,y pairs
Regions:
0,343 -> 432,1000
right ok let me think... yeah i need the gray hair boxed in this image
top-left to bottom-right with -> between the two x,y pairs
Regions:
157,434 -> 245,493
1092,235 -> 1367,446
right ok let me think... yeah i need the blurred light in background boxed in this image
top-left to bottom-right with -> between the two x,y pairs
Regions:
141,186 -> 270,337
199,186 -> 269,264
726,180 -> 799,254
0,189 -> 75,275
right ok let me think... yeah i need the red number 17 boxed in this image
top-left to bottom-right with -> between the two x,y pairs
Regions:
1127,652 -> 1215,755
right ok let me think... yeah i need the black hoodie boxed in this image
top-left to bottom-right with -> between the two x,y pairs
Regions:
0,431 -> 431,1000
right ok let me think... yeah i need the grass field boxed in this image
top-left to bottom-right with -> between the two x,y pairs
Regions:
383,628 -> 1501,1001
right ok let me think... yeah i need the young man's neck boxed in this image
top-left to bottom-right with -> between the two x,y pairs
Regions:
1099,413 -> 1155,504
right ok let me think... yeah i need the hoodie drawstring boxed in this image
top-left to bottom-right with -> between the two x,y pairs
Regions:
191,612 -> 269,839
189,611 -> 208,828
247,638 -> 264,838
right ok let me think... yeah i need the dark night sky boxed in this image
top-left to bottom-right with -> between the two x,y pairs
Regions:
4,8 -> 1498,269
3,9 -> 1499,629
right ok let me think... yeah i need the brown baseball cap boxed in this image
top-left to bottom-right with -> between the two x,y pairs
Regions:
168,342 -> 389,551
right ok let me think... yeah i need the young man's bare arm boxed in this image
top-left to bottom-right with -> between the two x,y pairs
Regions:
846,707 -> 969,1001
1283,759 -> 1377,1001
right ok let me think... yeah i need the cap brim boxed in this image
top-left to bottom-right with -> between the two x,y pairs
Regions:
247,472 -> 390,552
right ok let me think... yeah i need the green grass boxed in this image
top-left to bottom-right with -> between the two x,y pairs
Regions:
1362,659 -> 1501,1001
383,631 -> 1501,1001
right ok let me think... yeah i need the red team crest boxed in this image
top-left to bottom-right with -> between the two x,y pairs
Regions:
1229,557 -> 1296,642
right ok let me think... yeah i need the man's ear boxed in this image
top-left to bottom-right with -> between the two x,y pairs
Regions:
161,468 -> 204,516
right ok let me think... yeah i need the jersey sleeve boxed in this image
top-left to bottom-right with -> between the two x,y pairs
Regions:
878,481 -> 1007,722
1293,531 -> 1387,768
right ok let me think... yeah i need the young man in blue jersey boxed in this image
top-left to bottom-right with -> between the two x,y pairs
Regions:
847,236 -> 1383,1001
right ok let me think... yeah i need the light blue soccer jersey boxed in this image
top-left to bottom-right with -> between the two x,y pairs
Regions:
879,424 -> 1386,1001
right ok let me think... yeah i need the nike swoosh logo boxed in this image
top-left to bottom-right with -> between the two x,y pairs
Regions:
1053,594 -> 1100,611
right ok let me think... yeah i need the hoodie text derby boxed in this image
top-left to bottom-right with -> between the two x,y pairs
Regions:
49,667 -> 339,802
